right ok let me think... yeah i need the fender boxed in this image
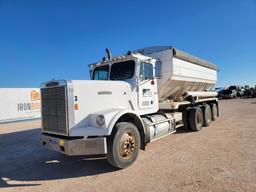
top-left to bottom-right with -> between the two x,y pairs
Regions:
107,109 -> 146,136
69,109 -> 145,138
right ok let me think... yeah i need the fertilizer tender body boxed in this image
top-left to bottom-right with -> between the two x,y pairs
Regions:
136,46 -> 217,102
40,46 -> 219,168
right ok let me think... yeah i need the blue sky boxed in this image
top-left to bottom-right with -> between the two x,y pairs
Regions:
0,0 -> 255,88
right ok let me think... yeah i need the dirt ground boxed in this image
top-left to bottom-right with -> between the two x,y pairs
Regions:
0,98 -> 256,192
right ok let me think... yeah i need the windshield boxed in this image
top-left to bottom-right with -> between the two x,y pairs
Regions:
110,60 -> 135,80
92,65 -> 109,80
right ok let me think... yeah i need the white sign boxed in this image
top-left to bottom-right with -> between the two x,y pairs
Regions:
0,88 -> 41,123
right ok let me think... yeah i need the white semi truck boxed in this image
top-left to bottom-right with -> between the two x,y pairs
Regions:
41,46 -> 219,168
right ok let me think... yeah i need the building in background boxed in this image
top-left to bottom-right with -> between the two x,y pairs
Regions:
0,88 -> 41,123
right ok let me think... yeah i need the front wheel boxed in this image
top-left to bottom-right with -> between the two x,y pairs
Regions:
107,122 -> 141,169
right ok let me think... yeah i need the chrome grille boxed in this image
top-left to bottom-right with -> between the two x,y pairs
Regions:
41,86 -> 68,135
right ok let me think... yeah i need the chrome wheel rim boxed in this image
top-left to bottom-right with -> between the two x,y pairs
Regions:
119,132 -> 136,159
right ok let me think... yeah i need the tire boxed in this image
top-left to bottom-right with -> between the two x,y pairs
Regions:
188,107 -> 203,131
106,122 -> 141,169
202,104 -> 212,127
182,109 -> 192,131
211,103 -> 218,121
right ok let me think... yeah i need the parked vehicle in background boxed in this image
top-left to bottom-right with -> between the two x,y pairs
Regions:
244,85 -> 256,98
217,85 -> 246,99
40,46 -> 219,168
215,87 -> 225,93
217,86 -> 237,99
230,85 -> 245,97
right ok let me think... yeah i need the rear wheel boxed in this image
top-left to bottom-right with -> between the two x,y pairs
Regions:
107,122 -> 140,169
211,103 -> 218,121
188,107 -> 203,131
182,109 -> 192,131
202,104 -> 212,127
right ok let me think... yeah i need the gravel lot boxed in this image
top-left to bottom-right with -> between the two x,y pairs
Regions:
0,98 -> 256,192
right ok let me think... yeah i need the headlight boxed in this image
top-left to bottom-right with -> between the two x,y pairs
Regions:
96,115 -> 105,127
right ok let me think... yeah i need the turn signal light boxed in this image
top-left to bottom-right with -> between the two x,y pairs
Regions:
74,103 -> 79,110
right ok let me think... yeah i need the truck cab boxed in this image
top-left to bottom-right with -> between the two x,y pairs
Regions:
89,52 -> 161,115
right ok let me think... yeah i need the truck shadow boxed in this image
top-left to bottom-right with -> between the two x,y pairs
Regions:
0,128 -> 116,188
175,127 -> 191,134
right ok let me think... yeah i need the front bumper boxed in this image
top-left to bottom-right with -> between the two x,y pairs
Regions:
41,134 -> 107,155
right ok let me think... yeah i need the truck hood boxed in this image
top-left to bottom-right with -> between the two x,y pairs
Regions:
67,80 -> 132,134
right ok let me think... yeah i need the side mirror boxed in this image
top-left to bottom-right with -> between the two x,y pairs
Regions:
155,60 -> 162,78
